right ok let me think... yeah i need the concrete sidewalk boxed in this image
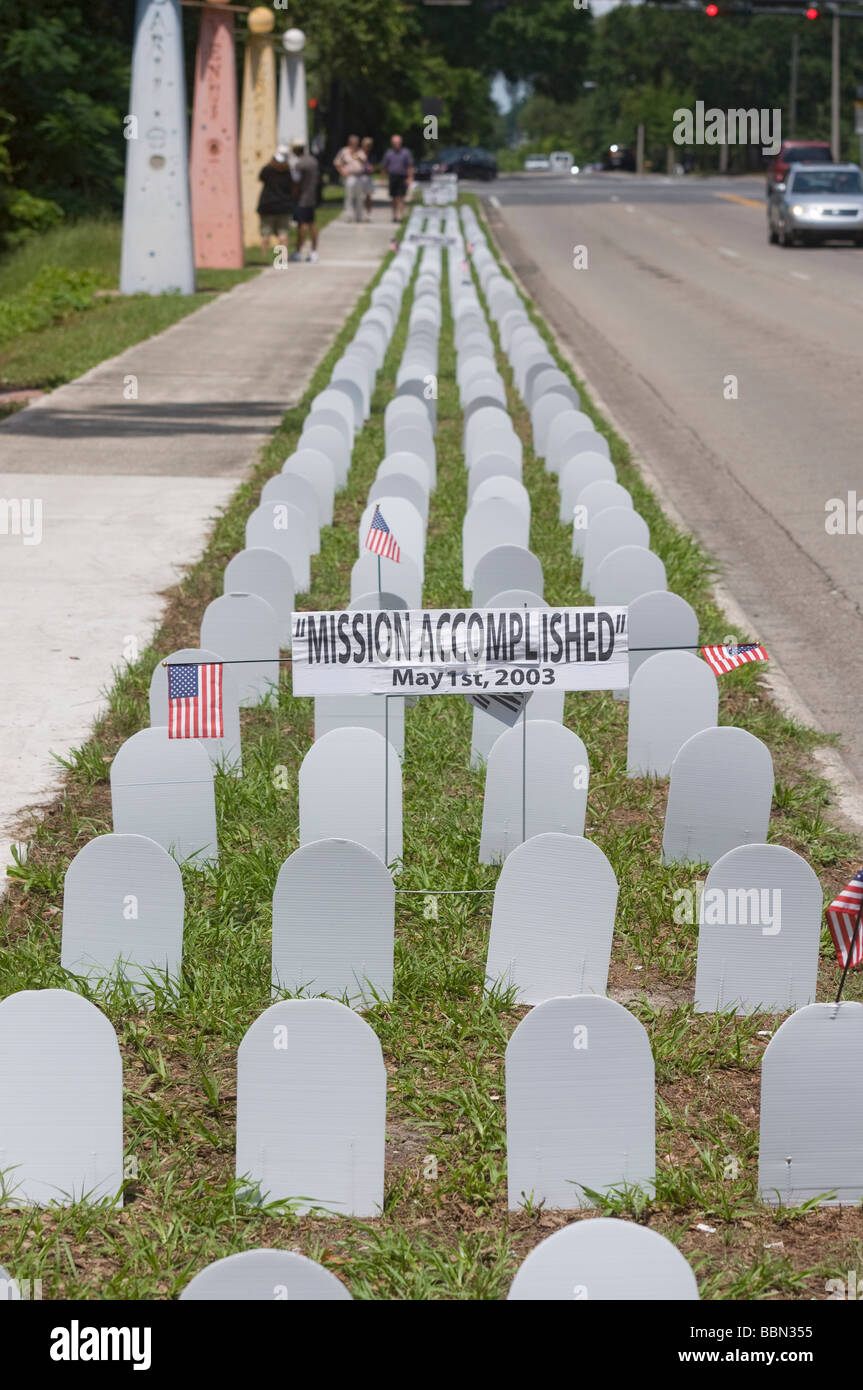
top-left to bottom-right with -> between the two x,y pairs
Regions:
0,211 -> 394,886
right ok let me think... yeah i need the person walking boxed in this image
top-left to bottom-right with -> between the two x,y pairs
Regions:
380,133 -> 414,223
361,136 -> 376,220
333,134 -> 367,223
257,146 -> 296,256
290,141 -> 321,262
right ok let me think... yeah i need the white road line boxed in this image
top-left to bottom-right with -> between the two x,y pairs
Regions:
610,195 -> 620,202
790,270 -> 811,280
489,195 -> 501,209
718,246 -> 740,258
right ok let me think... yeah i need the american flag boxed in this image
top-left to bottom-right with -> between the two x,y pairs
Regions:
826,868 -> 863,970
701,643 -> 769,677
365,504 -> 401,562
167,663 -> 224,739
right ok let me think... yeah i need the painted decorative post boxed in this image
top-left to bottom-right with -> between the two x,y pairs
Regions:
190,0 -> 243,269
239,6 -> 278,248
120,0 -> 195,295
277,28 -> 308,151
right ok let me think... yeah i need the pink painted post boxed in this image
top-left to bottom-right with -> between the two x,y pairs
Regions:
190,0 -> 243,269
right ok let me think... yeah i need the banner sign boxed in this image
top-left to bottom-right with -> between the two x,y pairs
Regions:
291,607 -> 628,695
403,231 -> 459,246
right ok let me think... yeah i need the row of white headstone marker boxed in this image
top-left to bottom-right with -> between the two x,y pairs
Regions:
2,208 -> 859,1303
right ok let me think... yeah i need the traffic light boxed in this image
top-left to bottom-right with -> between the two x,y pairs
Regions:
705,4 -> 719,13
805,5 -> 818,15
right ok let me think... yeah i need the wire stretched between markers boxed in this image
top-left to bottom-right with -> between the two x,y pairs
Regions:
161,643 -> 762,668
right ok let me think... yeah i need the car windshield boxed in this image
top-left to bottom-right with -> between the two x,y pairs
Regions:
785,146 -> 831,163
791,169 -> 863,194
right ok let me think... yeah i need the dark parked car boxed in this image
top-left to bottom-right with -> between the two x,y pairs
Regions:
415,146 -> 497,182
602,144 -> 636,172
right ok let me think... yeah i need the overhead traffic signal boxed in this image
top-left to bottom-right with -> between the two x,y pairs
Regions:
705,3 -> 719,13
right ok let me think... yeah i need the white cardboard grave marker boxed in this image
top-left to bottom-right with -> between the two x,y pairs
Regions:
180,1249 -> 352,1301
625,589 -> 699,689
759,1002 -> 863,1206
479,722 -> 589,864
582,507 -> 650,591
201,592 -> 280,707
314,694 -> 405,760
592,545 -> 667,605
299,727 -> 402,865
272,839 -> 394,1006
560,452 -> 617,529
471,685 -> 563,769
223,549 -> 295,651
694,843 -> 822,1014
462,498 -> 529,588
367,472 -> 428,526
111,727 -> 218,865
0,990 -> 123,1207
626,651 -> 718,777
663,726 -> 774,866
471,476 -> 531,524
149,647 -> 242,772
351,552 -> 422,610
506,995 -> 654,1210
471,546 -> 543,607
61,833 -> 183,989
236,998 -> 385,1215
487,833 -> 617,1004
295,430 -> 348,490
246,502 -> 311,593
281,447 -> 336,525
508,1219 -> 699,1300
260,474 -> 321,554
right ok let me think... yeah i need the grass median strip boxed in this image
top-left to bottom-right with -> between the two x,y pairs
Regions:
0,199 -> 861,1299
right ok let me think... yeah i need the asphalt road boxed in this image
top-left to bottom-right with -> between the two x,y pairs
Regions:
482,171 -> 863,788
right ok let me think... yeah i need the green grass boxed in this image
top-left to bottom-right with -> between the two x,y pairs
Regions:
0,193 -> 346,391
0,198 -> 861,1300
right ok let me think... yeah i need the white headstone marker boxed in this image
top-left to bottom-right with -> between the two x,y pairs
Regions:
759,1002 -> 863,1206
181,1248 -> 352,1301
695,843 -> 822,1014
0,990 -> 123,1206
506,995 -> 654,1210
61,833 -> 184,990
272,839 -> 394,1006
663,726 -> 774,866
508,1218 -> 699,1300
111,727 -> 218,865
236,998 -> 385,1215
487,833 -> 618,1004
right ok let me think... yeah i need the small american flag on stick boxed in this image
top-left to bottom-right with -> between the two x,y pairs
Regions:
365,504 -> 401,563
701,643 -> 769,677
826,868 -> 863,970
168,662 -> 224,739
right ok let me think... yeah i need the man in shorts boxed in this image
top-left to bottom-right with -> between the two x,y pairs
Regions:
380,133 -> 414,223
289,141 -> 321,262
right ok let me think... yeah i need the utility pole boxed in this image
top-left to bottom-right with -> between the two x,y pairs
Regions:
789,31 -> 799,137
636,122 -> 645,174
831,4 -> 841,159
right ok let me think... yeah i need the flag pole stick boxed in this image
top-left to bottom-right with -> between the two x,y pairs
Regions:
377,553 -> 382,601
835,900 -> 863,1005
384,693 -> 390,870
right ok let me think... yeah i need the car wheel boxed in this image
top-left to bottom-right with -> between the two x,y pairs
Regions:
855,233 -> 863,247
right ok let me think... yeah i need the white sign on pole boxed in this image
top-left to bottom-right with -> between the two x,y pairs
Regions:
291,606 -> 629,695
